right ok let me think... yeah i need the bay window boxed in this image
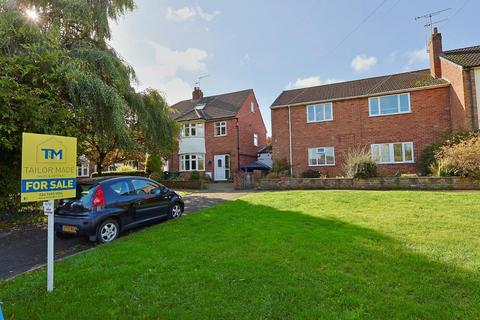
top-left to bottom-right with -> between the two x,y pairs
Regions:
179,154 -> 205,171
182,122 -> 204,137
371,142 -> 414,164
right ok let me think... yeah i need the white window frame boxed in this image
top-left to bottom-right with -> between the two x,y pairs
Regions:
179,154 -> 205,172
368,93 -> 411,117
253,133 -> 258,146
370,142 -> 415,164
77,163 -> 89,177
306,103 -> 333,123
181,122 -> 204,138
250,101 -> 255,113
214,121 -> 227,137
307,147 -> 335,166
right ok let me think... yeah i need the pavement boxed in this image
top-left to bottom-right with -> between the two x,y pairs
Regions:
0,183 -> 248,280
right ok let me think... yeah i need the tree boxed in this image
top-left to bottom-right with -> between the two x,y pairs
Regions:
0,1 -> 178,210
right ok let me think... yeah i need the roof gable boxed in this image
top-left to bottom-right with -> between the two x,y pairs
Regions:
271,69 -> 448,107
170,89 -> 252,121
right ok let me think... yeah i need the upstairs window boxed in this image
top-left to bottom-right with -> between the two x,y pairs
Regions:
250,101 -> 255,113
182,122 -> 204,137
369,93 -> 410,116
214,121 -> 227,136
371,142 -> 414,164
307,103 -> 333,123
308,147 -> 335,166
253,133 -> 258,146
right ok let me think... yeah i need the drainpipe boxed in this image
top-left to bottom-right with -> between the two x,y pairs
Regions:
236,118 -> 240,171
288,105 -> 293,177
467,68 -> 476,130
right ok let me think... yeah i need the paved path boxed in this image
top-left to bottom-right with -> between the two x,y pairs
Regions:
0,186 -> 248,280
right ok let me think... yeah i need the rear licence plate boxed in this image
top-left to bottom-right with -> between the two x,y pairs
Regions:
62,225 -> 77,233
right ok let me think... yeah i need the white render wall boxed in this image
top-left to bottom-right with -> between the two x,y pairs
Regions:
178,136 -> 206,154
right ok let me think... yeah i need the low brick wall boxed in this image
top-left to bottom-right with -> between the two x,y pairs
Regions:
258,177 -> 480,191
160,180 -> 205,190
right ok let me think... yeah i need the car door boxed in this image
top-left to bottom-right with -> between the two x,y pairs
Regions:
130,179 -> 170,221
106,179 -> 137,228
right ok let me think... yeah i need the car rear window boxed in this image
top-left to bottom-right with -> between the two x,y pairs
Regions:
58,183 -> 95,208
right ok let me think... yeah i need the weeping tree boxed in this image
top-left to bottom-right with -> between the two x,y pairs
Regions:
0,0 -> 178,210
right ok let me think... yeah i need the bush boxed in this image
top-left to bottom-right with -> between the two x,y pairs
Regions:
434,135 -> 480,178
149,171 -> 163,181
343,147 -> 377,179
301,169 -> 321,178
116,165 -> 136,172
190,171 -> 201,181
264,171 -> 289,180
421,131 -> 480,175
146,154 -> 163,175
272,158 -> 289,174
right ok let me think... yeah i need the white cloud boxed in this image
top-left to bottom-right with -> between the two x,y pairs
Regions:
147,41 -> 208,77
285,76 -> 341,90
240,53 -> 250,65
351,54 -> 377,73
404,47 -> 428,70
166,6 -> 221,22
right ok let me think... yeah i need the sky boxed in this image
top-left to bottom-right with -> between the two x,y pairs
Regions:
109,0 -> 478,136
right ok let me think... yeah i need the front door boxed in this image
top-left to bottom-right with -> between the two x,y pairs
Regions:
214,155 -> 230,181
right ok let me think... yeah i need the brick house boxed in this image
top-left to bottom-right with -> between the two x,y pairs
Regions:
167,88 -> 267,181
270,28 -> 480,177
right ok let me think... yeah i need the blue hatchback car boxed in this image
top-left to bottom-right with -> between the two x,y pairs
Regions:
54,176 -> 184,243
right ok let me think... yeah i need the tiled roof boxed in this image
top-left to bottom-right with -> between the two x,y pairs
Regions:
170,89 -> 252,121
441,45 -> 480,68
271,69 -> 448,107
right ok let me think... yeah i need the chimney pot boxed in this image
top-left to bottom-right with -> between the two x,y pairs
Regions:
192,87 -> 203,100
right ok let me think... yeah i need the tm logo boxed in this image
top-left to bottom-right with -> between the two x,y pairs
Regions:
41,148 -> 63,160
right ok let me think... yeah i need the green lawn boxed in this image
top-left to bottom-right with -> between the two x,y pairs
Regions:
1,191 -> 480,319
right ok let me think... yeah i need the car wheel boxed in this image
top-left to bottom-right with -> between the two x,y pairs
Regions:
97,219 -> 119,244
170,202 -> 183,219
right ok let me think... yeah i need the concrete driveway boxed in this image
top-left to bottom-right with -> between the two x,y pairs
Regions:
0,186 -> 248,280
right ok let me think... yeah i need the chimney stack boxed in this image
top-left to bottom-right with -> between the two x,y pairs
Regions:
429,27 -> 443,78
192,87 -> 203,100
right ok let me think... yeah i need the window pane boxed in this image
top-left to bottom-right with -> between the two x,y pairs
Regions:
399,94 -> 410,112
380,95 -> 398,114
393,143 -> 403,162
307,106 -> 315,121
380,144 -> 390,162
185,159 -> 190,171
404,143 -> 413,161
370,98 -> 379,115
315,105 -> 324,121
191,126 -> 196,136
191,160 -> 197,170
324,104 -> 333,120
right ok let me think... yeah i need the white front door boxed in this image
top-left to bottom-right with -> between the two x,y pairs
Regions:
214,155 -> 229,181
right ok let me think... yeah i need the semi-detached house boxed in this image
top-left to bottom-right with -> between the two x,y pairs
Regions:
270,28 -> 480,176
168,88 -> 267,181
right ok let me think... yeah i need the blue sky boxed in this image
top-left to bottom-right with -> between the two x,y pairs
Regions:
109,0 -> 478,136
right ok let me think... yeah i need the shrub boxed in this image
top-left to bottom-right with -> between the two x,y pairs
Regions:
146,154 -> 163,175
190,171 -> 201,181
343,147 -> 377,179
272,158 -> 289,174
434,135 -> 480,178
264,171 -> 289,180
421,131 -> 480,175
149,171 -> 163,182
301,169 -> 321,178
116,165 -> 136,172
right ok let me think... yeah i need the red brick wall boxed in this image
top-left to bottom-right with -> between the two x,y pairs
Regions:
169,90 -> 267,179
440,58 -> 475,131
271,86 -> 451,177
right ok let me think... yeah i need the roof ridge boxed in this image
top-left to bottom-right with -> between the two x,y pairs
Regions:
170,88 -> 252,108
282,69 -> 430,93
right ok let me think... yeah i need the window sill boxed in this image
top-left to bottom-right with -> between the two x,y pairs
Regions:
306,119 -> 334,124
368,111 -> 411,117
376,161 -> 415,165
214,134 -> 227,137
308,164 -> 336,167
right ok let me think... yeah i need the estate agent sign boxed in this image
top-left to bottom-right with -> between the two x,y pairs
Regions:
21,132 -> 77,292
21,133 -> 77,202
